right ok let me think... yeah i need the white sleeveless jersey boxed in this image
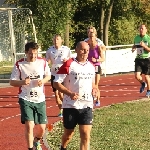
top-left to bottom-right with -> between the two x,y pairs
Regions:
46,45 -> 72,75
10,58 -> 51,103
54,58 -> 95,109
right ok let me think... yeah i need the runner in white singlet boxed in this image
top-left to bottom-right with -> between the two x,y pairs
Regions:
53,41 -> 99,150
10,42 -> 51,150
46,34 -> 72,117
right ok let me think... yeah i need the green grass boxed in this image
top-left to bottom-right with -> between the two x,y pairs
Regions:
0,61 -> 13,74
46,99 -> 150,150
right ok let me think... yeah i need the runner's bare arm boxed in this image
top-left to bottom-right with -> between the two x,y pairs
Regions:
92,82 -> 99,97
10,77 -> 31,87
46,50 -> 52,64
140,41 -> 150,52
53,82 -> 79,100
96,46 -> 105,62
38,75 -> 51,86
101,45 -> 106,51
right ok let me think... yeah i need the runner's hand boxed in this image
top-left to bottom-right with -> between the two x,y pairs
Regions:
24,76 -> 31,85
140,41 -> 146,48
92,57 -> 97,62
92,87 -> 99,98
69,93 -> 79,100
57,100 -> 62,109
132,45 -> 136,53
38,79 -> 43,87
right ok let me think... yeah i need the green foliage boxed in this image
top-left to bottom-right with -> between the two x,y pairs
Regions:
109,17 -> 137,45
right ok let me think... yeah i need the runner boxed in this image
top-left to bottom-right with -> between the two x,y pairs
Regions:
132,24 -> 150,96
9,42 -> 51,150
53,41 -> 99,150
86,27 -> 105,106
46,34 -> 72,117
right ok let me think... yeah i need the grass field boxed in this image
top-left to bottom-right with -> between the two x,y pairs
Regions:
0,61 -> 13,74
46,99 -> 150,150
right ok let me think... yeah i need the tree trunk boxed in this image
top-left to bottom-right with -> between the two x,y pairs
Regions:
64,3 -> 71,47
100,6 -> 104,41
64,21 -> 69,47
103,0 -> 114,46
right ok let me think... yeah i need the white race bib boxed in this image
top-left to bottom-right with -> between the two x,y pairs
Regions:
95,66 -> 99,73
79,90 -> 92,101
137,48 -> 144,55
27,80 -> 43,102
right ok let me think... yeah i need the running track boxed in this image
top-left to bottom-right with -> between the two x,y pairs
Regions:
0,74 -> 147,150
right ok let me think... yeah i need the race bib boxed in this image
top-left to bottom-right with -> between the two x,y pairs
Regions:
79,90 -> 91,101
95,66 -> 99,73
137,48 -> 144,55
51,64 -> 62,73
27,80 -> 43,101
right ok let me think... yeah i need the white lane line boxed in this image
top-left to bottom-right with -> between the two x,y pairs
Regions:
0,105 -> 54,122
0,104 -> 13,108
101,90 -> 138,91
0,103 -> 19,108
0,114 -> 21,122
6,104 -> 12,106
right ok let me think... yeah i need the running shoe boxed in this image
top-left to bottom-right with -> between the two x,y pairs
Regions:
58,110 -> 63,117
58,113 -> 63,117
33,141 -> 42,150
95,101 -> 100,106
146,90 -> 150,97
140,82 -> 147,93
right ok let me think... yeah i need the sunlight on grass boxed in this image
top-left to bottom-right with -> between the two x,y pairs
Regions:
46,100 -> 150,150
0,61 -> 13,74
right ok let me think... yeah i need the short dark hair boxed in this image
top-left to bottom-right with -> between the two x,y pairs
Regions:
25,42 -> 39,52
53,34 -> 62,40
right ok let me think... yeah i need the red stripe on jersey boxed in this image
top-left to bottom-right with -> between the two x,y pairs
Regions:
57,58 -> 74,74
15,58 -> 24,94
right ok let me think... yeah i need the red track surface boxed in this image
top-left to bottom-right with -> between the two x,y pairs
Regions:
0,74 -> 146,150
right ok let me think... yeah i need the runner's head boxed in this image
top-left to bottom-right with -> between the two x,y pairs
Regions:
53,34 -> 63,48
139,24 -> 147,37
75,41 -> 89,62
87,26 -> 97,38
25,42 -> 39,62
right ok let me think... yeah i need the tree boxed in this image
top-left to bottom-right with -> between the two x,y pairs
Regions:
4,0 -> 78,50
